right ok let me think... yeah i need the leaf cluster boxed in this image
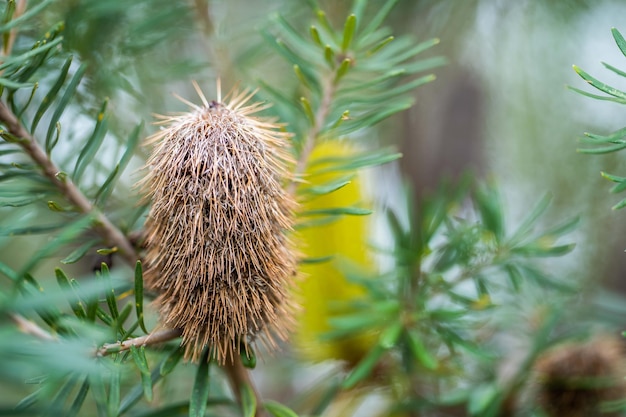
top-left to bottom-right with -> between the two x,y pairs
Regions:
572,27 -> 626,209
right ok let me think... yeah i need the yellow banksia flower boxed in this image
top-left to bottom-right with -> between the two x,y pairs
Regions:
295,140 -> 376,367
141,85 -> 297,365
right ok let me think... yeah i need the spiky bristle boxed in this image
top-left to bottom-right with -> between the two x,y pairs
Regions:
141,86 -> 297,364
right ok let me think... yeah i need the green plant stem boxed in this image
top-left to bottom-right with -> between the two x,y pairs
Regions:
97,328 -> 183,356
0,101 -> 139,265
288,74 -> 337,195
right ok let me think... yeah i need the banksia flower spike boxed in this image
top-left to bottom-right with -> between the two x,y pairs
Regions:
534,336 -> 626,417
141,83 -> 297,364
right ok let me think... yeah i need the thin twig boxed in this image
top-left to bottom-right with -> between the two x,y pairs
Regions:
10,313 -> 56,341
97,328 -> 182,356
0,102 -> 139,265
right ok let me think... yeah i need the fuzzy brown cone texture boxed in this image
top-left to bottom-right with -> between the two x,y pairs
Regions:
533,336 -> 626,417
141,88 -> 297,364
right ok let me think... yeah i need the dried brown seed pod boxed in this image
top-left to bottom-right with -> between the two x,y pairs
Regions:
141,84 -> 297,364
533,336 -> 626,417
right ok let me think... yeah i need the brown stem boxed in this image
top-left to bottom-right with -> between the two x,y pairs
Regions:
0,101 -> 139,265
223,357 -> 266,417
97,328 -> 183,356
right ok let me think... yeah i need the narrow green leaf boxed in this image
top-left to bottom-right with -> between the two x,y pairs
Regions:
2,1 -> 15,51
468,383 -> 500,416
299,96 -> 315,124
45,63 -> 87,151
90,374 -> 108,417
583,126 -> 626,142
299,175 -> 352,196
262,32 -> 316,81
612,27 -> 626,58
310,25 -> 322,46
130,345 -> 153,402
390,38 -> 441,64
0,196 -> 42,207
97,247 -> 118,255
407,331 -> 438,370
473,185 -> 504,243
342,345 -> 385,389
601,172 -> 626,194
359,0 -> 399,38
17,83 -> 39,120
613,197 -> 626,210
264,401 -> 299,417
46,376 -> 78,417
573,65 -> 626,100
0,36 -> 62,70
508,193 -> 551,246
328,109 -> 350,130
99,263 -> 118,320
536,216 -> 580,240
189,349 -> 210,417
160,346 -> 185,376
67,377 -> 89,417
300,206 -> 372,216
0,77 -> 33,89
61,239 -> 99,264
337,98 -> 413,134
334,58 -> 351,83
108,370 -> 121,417
55,268 -> 86,319
568,85 -> 626,104
240,344 -> 257,369
511,243 -> 576,257
119,363 -> 164,414
14,389 -> 39,411
602,61 -> 626,78
0,0 -> 55,32
379,322 -> 403,349
341,14 -> 356,51
134,260 -> 148,334
32,55 -> 72,133
313,149 -> 402,173
94,121 -> 141,205
503,263 -> 523,291
96,306 -> 114,326
315,10 -> 336,41
116,303 -> 133,337
241,384 -> 257,417
367,35 -> 394,55
299,255 -> 333,264
577,142 -> 626,154
73,99 -> 109,183
46,200 -> 65,212
17,215 -> 93,277
324,45 -> 335,68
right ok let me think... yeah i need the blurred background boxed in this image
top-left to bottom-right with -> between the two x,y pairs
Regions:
2,0 -> 626,415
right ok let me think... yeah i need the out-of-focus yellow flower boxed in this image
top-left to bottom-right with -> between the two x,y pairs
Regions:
295,140 -> 376,367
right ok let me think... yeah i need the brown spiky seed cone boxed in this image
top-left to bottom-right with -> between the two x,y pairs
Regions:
141,88 -> 297,364
534,336 -> 626,417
